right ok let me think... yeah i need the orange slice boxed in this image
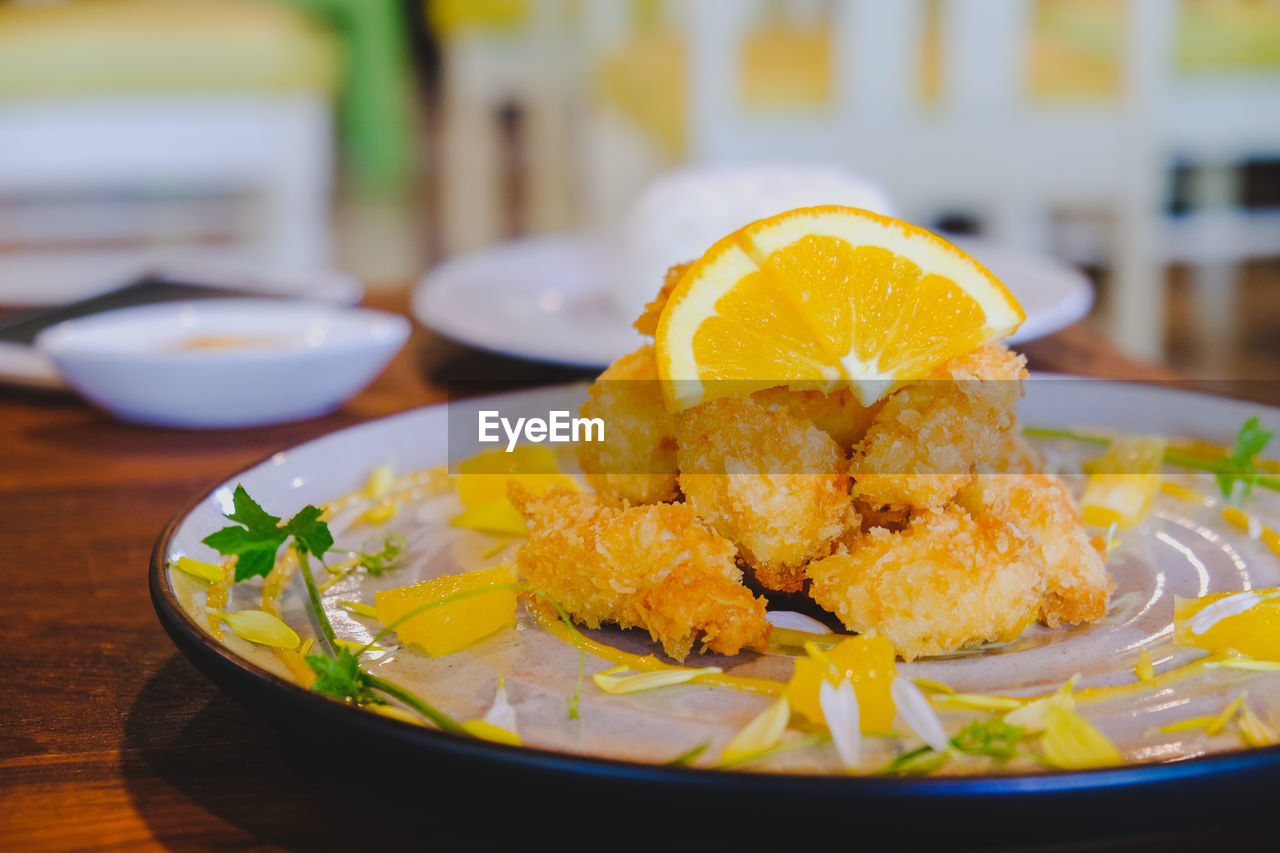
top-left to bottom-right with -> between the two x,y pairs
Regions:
654,206 -> 1025,409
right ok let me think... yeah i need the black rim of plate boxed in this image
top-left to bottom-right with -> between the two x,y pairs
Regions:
149,399 -> 1280,814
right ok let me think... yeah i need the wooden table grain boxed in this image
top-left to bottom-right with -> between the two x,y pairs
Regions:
0,290 -> 1256,851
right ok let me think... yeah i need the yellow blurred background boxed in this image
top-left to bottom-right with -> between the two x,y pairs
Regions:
1,0 -> 1278,373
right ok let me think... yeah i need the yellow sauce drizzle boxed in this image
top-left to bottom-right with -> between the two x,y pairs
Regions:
261,549 -> 318,688
322,466 -> 452,517
206,577 -> 230,640
1074,652 -> 1232,706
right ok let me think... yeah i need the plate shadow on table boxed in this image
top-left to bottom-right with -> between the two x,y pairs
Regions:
122,655 -> 1273,852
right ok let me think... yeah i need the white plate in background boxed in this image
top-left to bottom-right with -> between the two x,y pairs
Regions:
413,232 -> 1094,369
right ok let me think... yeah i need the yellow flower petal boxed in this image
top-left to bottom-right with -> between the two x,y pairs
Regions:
1210,658 -> 1280,671
931,692 -> 1025,713
1239,703 -> 1278,748
1136,648 -> 1155,684
480,540 -> 508,559
1040,705 -> 1123,769
912,678 -> 954,695
173,556 -> 226,583
1221,506 -> 1251,532
221,610 -> 300,649
1155,715 -> 1220,735
365,461 -> 396,500
1003,676 -> 1077,733
369,704 -> 425,726
340,600 -> 378,619
1159,481 -> 1203,502
360,501 -> 398,526
721,697 -> 790,765
593,666 -> 722,695
1207,694 -> 1247,736
333,638 -> 384,653
462,719 -> 522,746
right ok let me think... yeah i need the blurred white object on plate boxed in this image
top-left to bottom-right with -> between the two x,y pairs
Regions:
36,299 -> 407,428
414,232 -> 1091,370
614,165 -> 895,319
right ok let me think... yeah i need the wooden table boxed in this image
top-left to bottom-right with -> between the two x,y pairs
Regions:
0,290 -> 1257,850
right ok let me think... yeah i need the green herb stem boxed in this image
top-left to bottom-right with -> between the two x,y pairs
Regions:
363,672 -> 468,734
1023,426 -> 1280,493
296,546 -> 340,655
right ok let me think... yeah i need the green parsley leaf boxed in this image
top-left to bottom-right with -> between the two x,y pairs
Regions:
306,648 -> 384,706
357,532 -> 407,576
1215,417 -> 1275,498
201,485 -> 334,581
202,486 -> 288,581
949,718 -> 1024,761
285,504 -> 333,558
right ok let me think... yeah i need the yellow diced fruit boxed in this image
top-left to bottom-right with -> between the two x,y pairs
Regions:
452,447 -> 577,535
784,635 -> 896,732
1081,436 -> 1166,528
451,498 -> 528,536
454,447 -> 576,509
1174,590 -> 1280,660
375,564 -> 518,656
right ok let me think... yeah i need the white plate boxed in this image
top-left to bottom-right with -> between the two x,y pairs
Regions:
155,379 -> 1280,795
413,233 -> 1094,369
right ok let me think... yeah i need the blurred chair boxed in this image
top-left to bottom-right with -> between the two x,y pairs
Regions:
430,0 -> 575,254
676,0 -> 1172,358
0,0 -> 339,300
583,0 -> 1280,360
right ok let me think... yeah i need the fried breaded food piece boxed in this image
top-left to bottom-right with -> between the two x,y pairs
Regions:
991,430 -> 1042,475
751,385 -> 882,450
806,506 -> 1044,660
511,487 -> 770,660
576,345 -> 679,505
955,473 -> 1109,626
851,342 -> 1027,513
633,262 -> 690,337
676,395 -> 856,593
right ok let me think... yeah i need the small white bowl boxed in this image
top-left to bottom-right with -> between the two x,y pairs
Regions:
36,299 -> 410,428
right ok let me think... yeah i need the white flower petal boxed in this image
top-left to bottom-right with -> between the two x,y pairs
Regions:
890,676 -> 948,751
765,611 -> 834,633
820,679 -> 861,770
482,681 -> 518,734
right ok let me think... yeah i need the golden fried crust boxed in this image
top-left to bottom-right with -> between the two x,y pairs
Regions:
676,396 -> 856,593
510,486 -> 770,660
806,506 -> 1045,660
633,262 -> 691,337
955,473 -> 1109,626
991,430 -> 1043,475
750,386 -> 882,450
576,346 -> 680,505
851,342 -> 1027,513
